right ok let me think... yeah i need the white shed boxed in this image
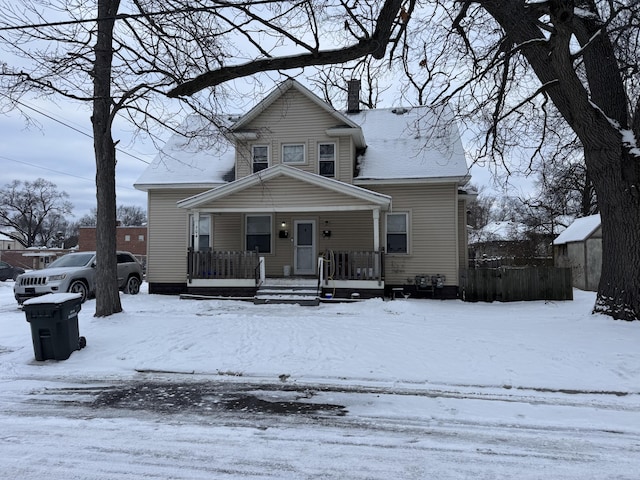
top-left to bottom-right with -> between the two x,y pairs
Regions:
553,214 -> 601,291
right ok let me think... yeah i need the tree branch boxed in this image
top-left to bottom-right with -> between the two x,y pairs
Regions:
167,0 -> 403,97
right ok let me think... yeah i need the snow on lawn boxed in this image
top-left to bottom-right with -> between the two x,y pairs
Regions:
1,280 -> 639,394
2,280 -> 640,479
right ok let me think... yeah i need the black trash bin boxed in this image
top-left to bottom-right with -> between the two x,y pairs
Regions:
23,293 -> 86,361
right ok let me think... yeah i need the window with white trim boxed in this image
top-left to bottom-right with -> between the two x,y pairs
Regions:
252,145 -> 269,173
190,214 -> 212,251
282,144 -> 305,164
246,215 -> 272,253
386,213 -> 408,253
319,143 -> 336,177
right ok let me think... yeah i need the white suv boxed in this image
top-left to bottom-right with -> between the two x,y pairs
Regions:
14,251 -> 144,304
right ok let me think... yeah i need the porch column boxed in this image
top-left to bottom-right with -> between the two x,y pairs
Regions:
372,208 -> 380,251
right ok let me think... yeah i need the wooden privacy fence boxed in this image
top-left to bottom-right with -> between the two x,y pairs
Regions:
460,267 -> 573,302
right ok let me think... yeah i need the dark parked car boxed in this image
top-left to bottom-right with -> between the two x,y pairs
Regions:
13,251 -> 144,304
0,261 -> 25,281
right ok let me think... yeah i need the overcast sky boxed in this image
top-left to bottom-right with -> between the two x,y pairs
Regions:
0,99 -> 152,221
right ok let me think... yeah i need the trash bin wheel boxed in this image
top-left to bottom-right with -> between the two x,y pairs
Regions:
79,336 -> 87,349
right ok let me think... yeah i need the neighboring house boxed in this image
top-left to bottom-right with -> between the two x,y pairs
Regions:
469,221 -> 554,267
469,221 -> 528,262
135,79 -> 472,299
553,214 -> 601,291
0,233 -> 20,251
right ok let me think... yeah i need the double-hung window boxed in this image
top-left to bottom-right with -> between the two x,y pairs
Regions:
246,215 -> 272,253
252,145 -> 269,173
319,143 -> 336,177
282,144 -> 305,164
386,213 -> 408,254
190,214 -> 211,251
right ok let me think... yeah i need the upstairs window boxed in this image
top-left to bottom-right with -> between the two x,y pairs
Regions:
282,144 -> 305,164
252,145 -> 269,173
246,215 -> 272,253
319,143 -> 336,177
386,213 -> 408,254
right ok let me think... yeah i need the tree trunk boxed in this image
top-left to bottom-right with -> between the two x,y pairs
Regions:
587,147 -> 640,320
92,0 -> 122,317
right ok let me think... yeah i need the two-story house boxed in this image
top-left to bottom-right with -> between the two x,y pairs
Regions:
134,79 -> 472,300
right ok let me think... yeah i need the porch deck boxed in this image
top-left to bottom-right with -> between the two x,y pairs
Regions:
184,249 -> 385,301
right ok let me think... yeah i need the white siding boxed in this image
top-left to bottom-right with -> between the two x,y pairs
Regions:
147,189 -> 206,283
368,183 -> 461,285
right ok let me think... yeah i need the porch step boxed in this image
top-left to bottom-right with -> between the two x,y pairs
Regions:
254,284 -> 320,306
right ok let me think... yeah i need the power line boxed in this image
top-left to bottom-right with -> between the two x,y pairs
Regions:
0,2 -> 279,32
0,154 -> 94,183
1,93 -> 151,165
0,155 -> 140,192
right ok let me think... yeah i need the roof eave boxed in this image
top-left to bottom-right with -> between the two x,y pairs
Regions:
326,127 -> 366,149
134,181 -> 227,192
354,175 -> 471,186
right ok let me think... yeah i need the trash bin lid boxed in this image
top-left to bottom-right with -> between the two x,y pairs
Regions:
23,293 -> 83,306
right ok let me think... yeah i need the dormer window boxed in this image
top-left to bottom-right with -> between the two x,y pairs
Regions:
282,144 -> 305,164
319,143 -> 336,178
252,145 -> 269,173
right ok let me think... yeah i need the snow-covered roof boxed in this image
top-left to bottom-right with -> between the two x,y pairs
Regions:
135,83 -> 470,190
553,214 -> 601,245
134,115 -> 236,190
350,106 -> 469,181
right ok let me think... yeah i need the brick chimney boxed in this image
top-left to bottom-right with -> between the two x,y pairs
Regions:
347,79 -> 361,113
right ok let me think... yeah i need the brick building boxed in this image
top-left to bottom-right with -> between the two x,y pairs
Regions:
78,226 -> 148,257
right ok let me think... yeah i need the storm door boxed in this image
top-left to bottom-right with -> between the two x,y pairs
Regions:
294,220 -> 316,275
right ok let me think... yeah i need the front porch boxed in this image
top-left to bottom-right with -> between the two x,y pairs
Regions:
184,249 -> 385,302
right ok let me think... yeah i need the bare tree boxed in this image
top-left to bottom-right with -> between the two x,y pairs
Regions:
535,159 -> 598,220
162,1 -> 640,320
466,185 -> 496,232
76,205 -> 147,227
0,0 -> 227,315
3,1 -> 638,318
0,178 -> 73,247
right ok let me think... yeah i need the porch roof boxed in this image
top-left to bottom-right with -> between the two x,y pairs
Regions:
176,164 -> 392,211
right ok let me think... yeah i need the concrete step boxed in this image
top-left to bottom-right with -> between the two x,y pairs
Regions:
255,284 -> 320,306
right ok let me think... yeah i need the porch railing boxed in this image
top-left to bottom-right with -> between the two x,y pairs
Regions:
187,248 -> 261,283
319,249 -> 384,285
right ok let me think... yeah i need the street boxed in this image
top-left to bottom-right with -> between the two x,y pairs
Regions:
1,375 -> 639,479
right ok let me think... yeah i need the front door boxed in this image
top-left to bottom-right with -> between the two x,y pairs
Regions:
294,220 -> 316,275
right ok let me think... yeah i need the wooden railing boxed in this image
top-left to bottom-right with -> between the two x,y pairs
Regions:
320,249 -> 384,284
187,249 -> 261,282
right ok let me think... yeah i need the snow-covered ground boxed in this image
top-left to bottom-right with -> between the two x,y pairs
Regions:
1,280 -> 639,479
